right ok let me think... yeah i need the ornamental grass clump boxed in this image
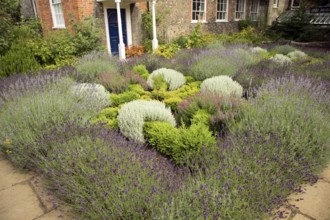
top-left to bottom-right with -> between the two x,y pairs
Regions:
201,75 -> 243,97
147,68 -> 186,91
117,100 -> 176,143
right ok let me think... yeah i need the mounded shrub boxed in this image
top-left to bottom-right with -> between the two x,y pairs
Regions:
71,83 -> 111,107
110,91 -> 141,107
92,107 -> 119,129
200,75 -> 243,97
287,50 -> 307,60
132,64 -> 150,80
147,68 -> 186,91
269,54 -> 292,66
76,52 -> 119,82
117,100 -> 176,143
271,45 -> 296,55
143,121 -> 216,165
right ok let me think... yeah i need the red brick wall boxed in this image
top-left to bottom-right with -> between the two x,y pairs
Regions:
36,0 -> 95,34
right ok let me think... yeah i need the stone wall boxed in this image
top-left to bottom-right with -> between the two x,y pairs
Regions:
20,0 -> 36,19
131,3 -> 148,45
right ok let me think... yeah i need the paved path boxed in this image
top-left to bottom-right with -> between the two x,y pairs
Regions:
271,163 -> 330,220
0,154 -> 71,220
1,153 -> 330,220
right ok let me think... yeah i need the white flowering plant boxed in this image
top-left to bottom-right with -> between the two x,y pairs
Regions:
147,68 -> 186,91
200,75 -> 243,97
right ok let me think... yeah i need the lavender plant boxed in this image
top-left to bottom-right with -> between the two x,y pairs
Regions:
0,73 -> 107,168
35,124 -> 188,219
187,46 -> 259,80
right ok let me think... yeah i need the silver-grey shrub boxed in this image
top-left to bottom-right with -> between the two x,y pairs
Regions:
147,68 -> 186,91
287,50 -> 307,60
71,83 -> 111,107
269,54 -> 292,66
201,75 -> 243,97
117,100 -> 176,143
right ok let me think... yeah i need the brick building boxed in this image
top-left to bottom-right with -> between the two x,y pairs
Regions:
33,0 -> 308,56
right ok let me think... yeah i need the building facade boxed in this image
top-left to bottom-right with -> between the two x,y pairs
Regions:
33,0 -> 313,56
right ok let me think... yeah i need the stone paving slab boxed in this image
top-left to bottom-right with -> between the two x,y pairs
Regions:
320,163 -> 330,183
36,209 -> 71,220
292,214 -> 311,220
0,183 -> 44,220
30,176 -> 57,212
0,159 -> 32,191
289,180 -> 330,220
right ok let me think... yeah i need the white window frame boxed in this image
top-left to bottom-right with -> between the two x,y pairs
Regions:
192,0 -> 207,23
235,0 -> 246,21
250,0 -> 259,21
273,0 -> 279,9
50,0 -> 65,28
216,0 -> 229,22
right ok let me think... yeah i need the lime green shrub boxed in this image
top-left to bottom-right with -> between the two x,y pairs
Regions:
143,121 -> 216,165
201,75 -> 243,97
117,100 -> 176,143
110,91 -> 140,107
92,107 -> 119,129
132,64 -> 150,80
148,68 -> 186,91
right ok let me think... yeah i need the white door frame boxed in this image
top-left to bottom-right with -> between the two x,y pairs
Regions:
102,1 -> 133,55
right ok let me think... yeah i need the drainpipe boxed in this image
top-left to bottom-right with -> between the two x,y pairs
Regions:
151,0 -> 158,51
115,0 -> 126,60
31,0 -> 38,18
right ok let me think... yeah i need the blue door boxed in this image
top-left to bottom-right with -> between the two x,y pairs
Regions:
107,9 -> 127,55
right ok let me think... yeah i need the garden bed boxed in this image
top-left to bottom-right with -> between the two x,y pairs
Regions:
0,43 -> 329,219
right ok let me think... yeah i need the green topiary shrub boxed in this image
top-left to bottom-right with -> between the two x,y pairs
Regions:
148,68 -> 186,91
201,75 -> 243,97
110,91 -> 141,107
117,100 -> 176,143
143,121 -> 216,166
132,64 -> 150,80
